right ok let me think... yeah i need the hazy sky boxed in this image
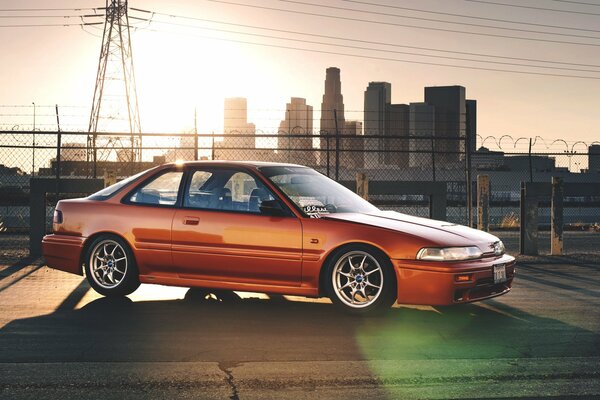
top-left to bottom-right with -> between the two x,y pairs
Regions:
1,0 -> 599,150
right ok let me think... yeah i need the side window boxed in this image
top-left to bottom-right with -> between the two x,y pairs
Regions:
184,168 -> 274,213
129,171 -> 183,206
184,170 -> 214,208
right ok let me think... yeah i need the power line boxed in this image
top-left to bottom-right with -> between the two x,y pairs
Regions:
553,0 -> 600,6
142,17 -> 600,73
135,10 -> 600,68
342,0 -> 600,33
465,0 -> 600,16
0,14 -> 104,18
0,22 -> 102,28
206,0 -> 600,47
276,0 -> 600,40
0,8 -> 99,12
141,24 -> 600,80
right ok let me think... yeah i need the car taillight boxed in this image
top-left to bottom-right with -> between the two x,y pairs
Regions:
53,209 -> 63,224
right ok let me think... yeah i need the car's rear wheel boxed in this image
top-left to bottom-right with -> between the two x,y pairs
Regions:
84,235 -> 140,297
326,245 -> 397,314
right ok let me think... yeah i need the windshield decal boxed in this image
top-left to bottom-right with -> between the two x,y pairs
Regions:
303,204 -> 330,218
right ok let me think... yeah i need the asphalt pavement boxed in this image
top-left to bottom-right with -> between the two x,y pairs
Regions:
0,255 -> 599,399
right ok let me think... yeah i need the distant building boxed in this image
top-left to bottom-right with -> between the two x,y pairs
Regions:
466,99 -> 477,155
344,120 -> 362,136
385,103 -> 409,167
590,145 -> 600,173
408,102 -> 435,168
424,86 -> 466,166
504,155 -> 555,172
164,134 -> 196,162
472,146 -> 505,170
341,120 -> 364,170
319,67 -> 345,166
320,67 -> 345,135
60,143 -> 87,162
364,81 -> 391,167
217,97 -> 256,161
39,156 -> 166,178
278,97 -> 315,165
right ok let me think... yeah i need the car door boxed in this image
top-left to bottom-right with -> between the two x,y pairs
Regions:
124,168 -> 183,277
171,166 -> 303,286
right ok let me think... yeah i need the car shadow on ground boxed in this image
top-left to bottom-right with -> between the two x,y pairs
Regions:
1,285 -> 599,365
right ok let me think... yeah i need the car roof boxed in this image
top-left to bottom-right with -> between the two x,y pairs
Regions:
164,160 -> 308,169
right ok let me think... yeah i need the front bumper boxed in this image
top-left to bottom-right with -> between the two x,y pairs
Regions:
42,234 -> 86,275
393,254 -> 516,306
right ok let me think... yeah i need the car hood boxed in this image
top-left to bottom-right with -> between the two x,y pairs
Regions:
323,210 -> 500,250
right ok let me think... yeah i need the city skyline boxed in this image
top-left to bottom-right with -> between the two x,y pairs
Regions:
0,0 -> 598,145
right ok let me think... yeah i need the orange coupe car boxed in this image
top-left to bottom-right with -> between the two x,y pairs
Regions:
43,161 -> 515,313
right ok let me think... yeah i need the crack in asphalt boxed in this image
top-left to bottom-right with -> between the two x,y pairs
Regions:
218,362 -> 240,400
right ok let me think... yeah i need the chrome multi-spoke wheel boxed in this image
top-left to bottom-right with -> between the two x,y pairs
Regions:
332,250 -> 384,308
89,239 -> 128,289
326,245 -> 396,313
85,235 -> 140,297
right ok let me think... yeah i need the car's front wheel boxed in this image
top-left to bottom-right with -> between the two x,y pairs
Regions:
84,235 -> 140,297
326,245 -> 397,314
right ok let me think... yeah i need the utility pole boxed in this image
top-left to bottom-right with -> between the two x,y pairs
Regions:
88,0 -> 141,177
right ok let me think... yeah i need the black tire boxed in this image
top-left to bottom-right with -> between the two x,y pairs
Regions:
84,234 -> 140,297
325,244 -> 397,314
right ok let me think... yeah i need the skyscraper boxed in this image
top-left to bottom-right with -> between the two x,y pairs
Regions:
218,97 -> 256,160
466,99 -> 477,155
589,145 -> 600,173
364,82 -> 391,167
409,102 -> 435,169
424,86 -> 466,165
319,67 -> 345,166
386,103 -> 410,167
341,120 -> 364,170
278,97 -> 315,165
223,97 -> 256,147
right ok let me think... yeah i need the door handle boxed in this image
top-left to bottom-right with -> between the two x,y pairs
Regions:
183,216 -> 200,225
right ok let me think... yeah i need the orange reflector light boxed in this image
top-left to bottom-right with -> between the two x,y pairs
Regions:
455,274 -> 472,282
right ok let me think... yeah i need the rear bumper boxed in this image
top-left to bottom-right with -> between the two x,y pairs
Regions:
42,234 -> 86,275
393,254 -> 516,306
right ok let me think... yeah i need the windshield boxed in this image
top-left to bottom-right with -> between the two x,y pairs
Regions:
88,168 -> 153,200
259,166 -> 379,217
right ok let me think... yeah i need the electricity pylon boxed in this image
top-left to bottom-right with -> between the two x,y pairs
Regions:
87,0 -> 141,177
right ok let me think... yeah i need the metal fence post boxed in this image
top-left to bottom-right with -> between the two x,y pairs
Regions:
551,176 -> 564,255
334,109 -> 340,181
356,172 -> 368,200
477,174 -> 489,232
194,108 -> 199,161
465,134 -> 473,227
520,182 -> 539,255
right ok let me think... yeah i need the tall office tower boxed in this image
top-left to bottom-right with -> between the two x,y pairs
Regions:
319,67 -> 346,166
386,103 -> 410,167
408,102 -> 435,169
424,86 -> 466,166
218,97 -> 256,160
466,99 -> 477,155
589,145 -> 600,173
278,97 -> 315,165
341,120 -> 364,170
364,82 -> 391,167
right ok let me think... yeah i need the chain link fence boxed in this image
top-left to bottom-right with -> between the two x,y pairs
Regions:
1,130 -> 599,263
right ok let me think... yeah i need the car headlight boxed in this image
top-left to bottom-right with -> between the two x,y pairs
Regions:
493,241 -> 505,256
416,246 -> 483,261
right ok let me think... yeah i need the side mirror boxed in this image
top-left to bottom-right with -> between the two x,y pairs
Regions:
259,199 -> 287,216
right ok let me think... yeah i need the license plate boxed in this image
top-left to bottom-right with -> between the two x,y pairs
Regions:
493,264 -> 507,284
